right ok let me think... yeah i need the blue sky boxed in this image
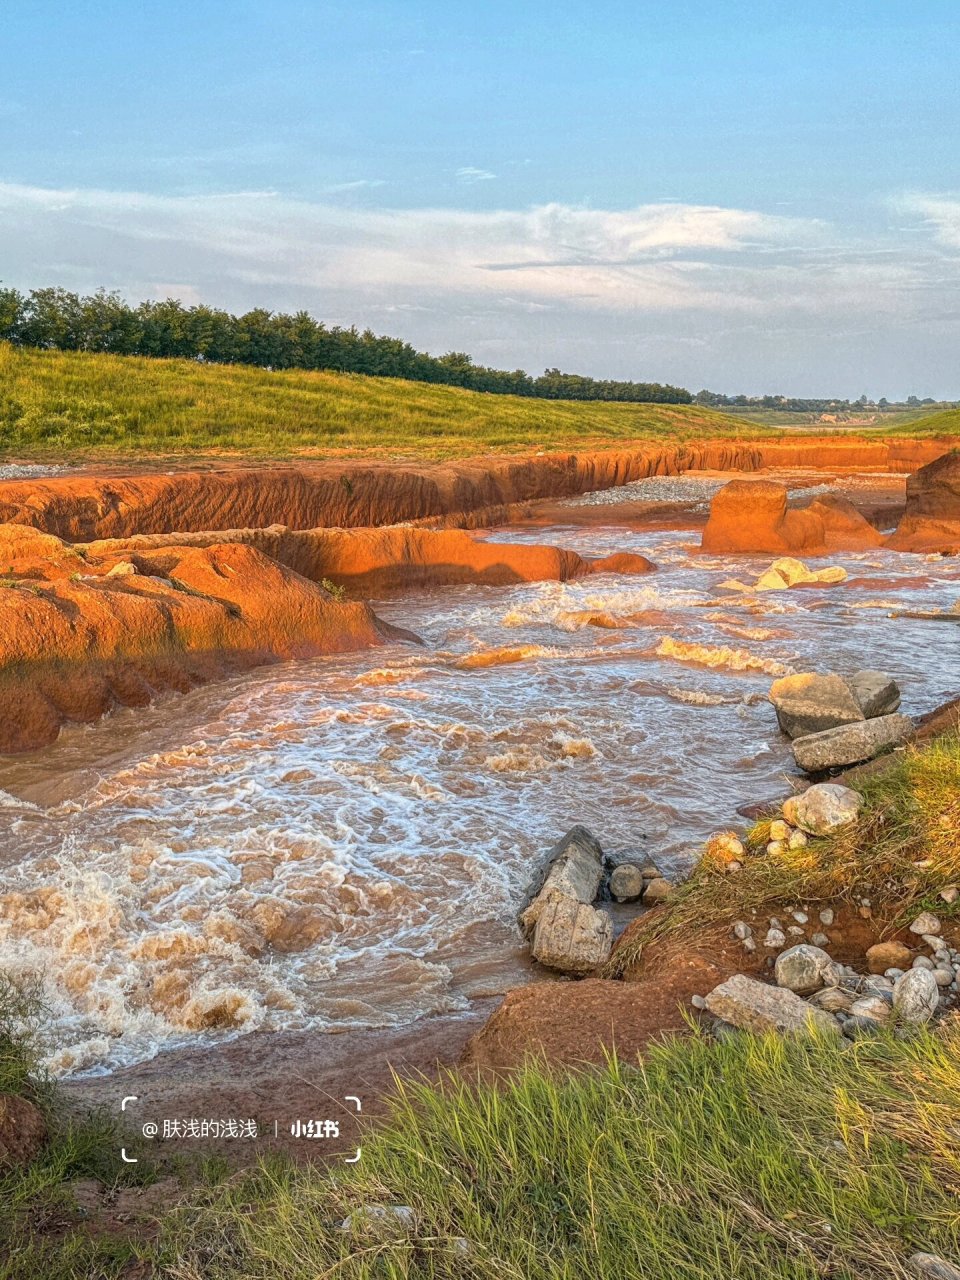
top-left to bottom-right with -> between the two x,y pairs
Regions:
2,1 -> 960,396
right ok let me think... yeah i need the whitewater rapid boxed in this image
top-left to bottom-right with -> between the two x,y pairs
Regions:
0,524 -> 957,1075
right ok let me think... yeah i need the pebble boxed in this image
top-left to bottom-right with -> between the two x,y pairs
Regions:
849,995 -> 892,1023
788,830 -> 808,850
940,887 -> 959,905
810,932 -> 830,947
769,820 -> 791,842
742,938 -> 756,953
766,841 -> 785,856
733,921 -> 752,940
843,1015 -> 884,1039
764,928 -> 786,949
912,956 -> 936,971
819,909 -> 835,926
792,911 -> 809,924
691,994 -> 707,1010
910,912 -> 942,936
932,969 -> 954,987
787,925 -> 805,937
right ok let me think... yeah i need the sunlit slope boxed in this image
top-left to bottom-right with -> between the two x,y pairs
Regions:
0,343 -> 752,459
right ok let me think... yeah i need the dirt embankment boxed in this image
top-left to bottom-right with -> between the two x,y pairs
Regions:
0,526 -> 413,753
85,525 -> 654,594
0,437 -> 949,541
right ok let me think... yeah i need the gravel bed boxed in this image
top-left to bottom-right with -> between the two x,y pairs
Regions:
0,463 -> 64,481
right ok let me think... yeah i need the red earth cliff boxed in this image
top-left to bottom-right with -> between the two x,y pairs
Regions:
887,449 -> 960,552
0,437 -> 950,542
0,526 -> 411,753
700,480 -> 883,554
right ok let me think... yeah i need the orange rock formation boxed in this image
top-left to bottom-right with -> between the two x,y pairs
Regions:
700,481 -> 882,554
887,450 -> 960,553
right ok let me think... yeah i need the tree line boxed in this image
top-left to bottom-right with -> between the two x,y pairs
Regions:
0,286 -> 692,404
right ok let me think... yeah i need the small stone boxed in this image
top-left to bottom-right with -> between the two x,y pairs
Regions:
769,820 -> 791,842
766,841 -> 785,856
691,993 -> 707,1010
341,1205 -> 416,1239
764,928 -> 786,949
819,908 -> 835,926
733,921 -> 752,940
932,969 -> 954,987
843,1015 -> 884,1039
810,932 -> 829,947
774,944 -> 835,995
866,941 -> 913,974
782,796 -> 800,825
910,912 -> 941,936
768,917 -> 783,929
862,975 -> 894,993
704,974 -> 840,1036
849,995 -> 892,1022
787,925 -> 805,936
642,877 -> 673,906
908,1252 -> 960,1280
726,860 -> 743,873
792,911 -> 809,924
885,968 -> 906,981
810,987 -> 855,1014
791,784 -> 863,836
893,968 -> 940,1024
788,830 -> 808,850
609,864 -> 646,902
742,938 -> 756,953
940,887 -> 959,905
922,933 -> 945,950
912,955 -> 936,971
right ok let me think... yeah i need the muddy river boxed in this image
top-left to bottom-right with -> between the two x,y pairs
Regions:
0,517 -> 957,1075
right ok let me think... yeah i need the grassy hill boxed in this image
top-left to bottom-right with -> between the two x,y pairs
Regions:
0,343 -> 762,460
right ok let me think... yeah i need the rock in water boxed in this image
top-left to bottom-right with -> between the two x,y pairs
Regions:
892,968 -> 940,1024
791,783 -> 862,835
847,670 -> 901,719
0,1095 -> 47,1170
530,898 -> 613,974
609,864 -> 645,902
768,673 -> 865,739
520,825 -> 604,933
642,877 -> 673,906
704,974 -> 841,1036
792,714 -> 913,773
774,944 -> 835,995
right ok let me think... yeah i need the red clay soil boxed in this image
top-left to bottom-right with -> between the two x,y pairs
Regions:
701,481 -> 883,554
460,908 -> 956,1072
85,525 -> 655,594
887,449 -> 960,553
0,525 -> 412,753
0,437 -> 950,542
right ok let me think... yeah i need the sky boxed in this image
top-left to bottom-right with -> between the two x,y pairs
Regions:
2,1 -> 959,398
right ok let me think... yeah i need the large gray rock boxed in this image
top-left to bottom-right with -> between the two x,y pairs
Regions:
768,673 -> 865,739
520,825 -> 604,933
774,944 -> 835,995
790,783 -> 862,835
848,670 -> 901,719
892,968 -> 940,1025
530,897 -> 612,974
792,713 -> 913,773
704,974 -> 841,1036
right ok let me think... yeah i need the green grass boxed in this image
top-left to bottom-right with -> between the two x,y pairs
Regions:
607,731 -> 960,976
0,343 -> 755,461
160,1025 -> 960,1279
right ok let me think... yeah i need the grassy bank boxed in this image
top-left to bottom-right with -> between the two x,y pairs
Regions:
6,1027 -> 959,1278
609,730 -> 960,975
0,344 -> 750,460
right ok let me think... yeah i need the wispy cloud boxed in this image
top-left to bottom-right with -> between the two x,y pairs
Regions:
896,192 -> 960,248
455,167 -> 497,183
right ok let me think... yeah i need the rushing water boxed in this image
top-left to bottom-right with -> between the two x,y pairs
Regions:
0,521 -> 957,1076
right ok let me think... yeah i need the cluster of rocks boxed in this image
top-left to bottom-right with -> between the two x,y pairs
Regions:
519,825 -> 670,974
700,905 -> 959,1042
768,669 -> 911,773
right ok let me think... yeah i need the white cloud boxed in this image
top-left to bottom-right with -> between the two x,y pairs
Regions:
896,192 -> 960,248
455,167 -> 497,183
